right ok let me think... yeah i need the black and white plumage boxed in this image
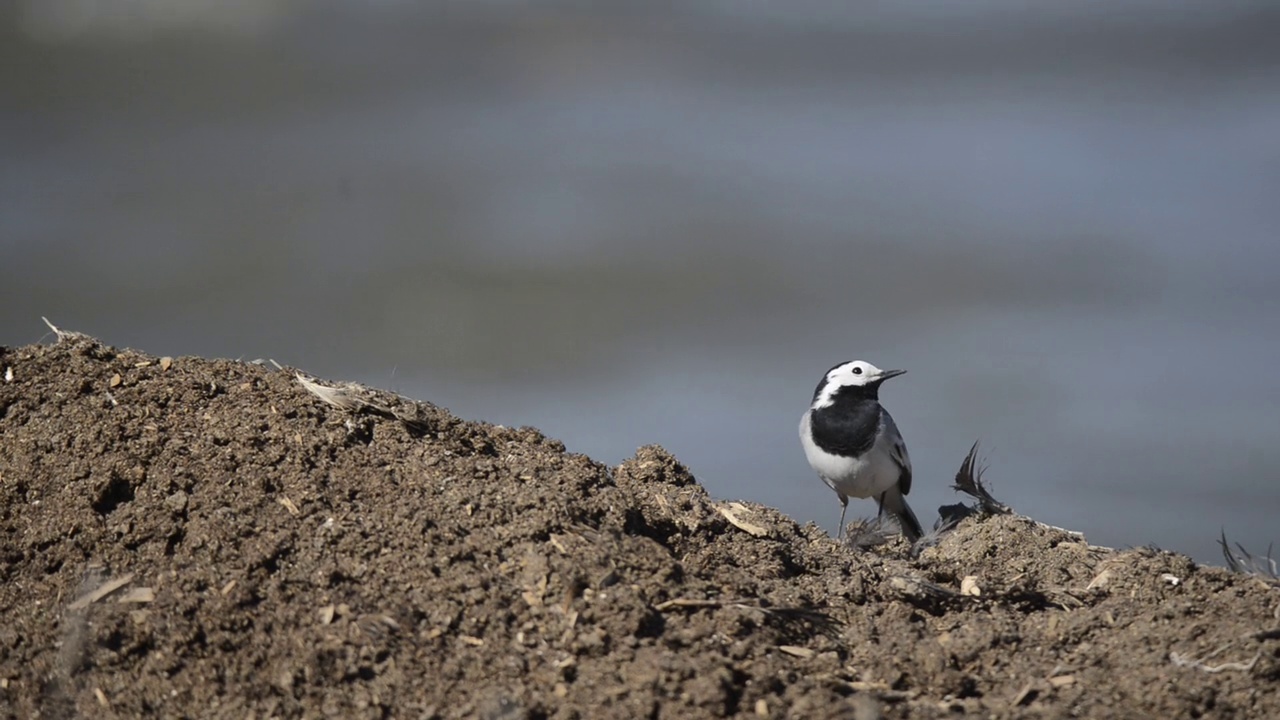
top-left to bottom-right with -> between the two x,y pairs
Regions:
799,360 -> 924,542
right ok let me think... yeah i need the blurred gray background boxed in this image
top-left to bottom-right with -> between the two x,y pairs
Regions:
3,1 -> 1278,563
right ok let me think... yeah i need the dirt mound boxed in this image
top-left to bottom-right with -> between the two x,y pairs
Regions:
1,336 -> 1277,719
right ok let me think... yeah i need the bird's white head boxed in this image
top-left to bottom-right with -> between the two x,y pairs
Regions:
811,360 -> 906,409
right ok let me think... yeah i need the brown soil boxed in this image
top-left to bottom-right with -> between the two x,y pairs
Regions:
1,336 -> 1277,719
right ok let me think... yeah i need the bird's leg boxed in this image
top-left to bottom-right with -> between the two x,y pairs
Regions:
876,491 -> 887,518
837,495 -> 849,540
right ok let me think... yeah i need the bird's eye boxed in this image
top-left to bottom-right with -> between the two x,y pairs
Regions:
852,367 -> 863,375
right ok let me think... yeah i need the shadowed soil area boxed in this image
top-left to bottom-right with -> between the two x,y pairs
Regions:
1,336 -> 1277,719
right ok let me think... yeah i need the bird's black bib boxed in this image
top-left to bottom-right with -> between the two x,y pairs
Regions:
808,387 -> 884,457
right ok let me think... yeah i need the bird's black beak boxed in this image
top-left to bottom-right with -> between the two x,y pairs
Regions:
876,369 -> 907,381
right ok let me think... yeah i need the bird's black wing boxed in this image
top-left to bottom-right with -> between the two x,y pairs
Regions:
882,410 -> 913,495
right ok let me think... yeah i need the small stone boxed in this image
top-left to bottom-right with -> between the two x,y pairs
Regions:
165,491 -> 189,513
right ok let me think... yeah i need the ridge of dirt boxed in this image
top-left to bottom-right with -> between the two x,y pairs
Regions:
0,337 -> 1277,719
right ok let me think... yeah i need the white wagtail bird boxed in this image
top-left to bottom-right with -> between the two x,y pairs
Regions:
800,360 -> 924,542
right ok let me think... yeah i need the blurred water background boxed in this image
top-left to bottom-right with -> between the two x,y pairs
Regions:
3,1 -> 1278,563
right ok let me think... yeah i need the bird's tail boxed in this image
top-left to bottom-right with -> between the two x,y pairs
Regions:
879,487 -> 924,542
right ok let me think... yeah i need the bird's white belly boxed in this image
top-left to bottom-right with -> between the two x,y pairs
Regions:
799,413 -> 899,499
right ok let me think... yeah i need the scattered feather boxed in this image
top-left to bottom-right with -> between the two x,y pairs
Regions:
843,516 -> 895,550
910,515 -> 962,557
1219,530 -> 1279,589
952,441 -> 1011,515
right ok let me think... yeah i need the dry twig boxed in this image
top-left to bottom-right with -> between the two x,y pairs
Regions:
42,316 -> 90,343
1169,641 -> 1262,673
717,502 -> 769,537
68,573 -> 135,611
